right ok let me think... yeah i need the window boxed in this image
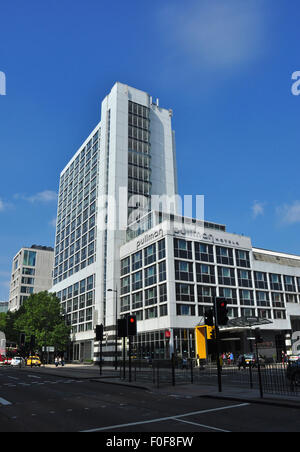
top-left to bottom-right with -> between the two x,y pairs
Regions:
256,291 -> 270,307
238,270 -> 253,288
269,274 -> 282,291
176,304 -> 195,316
23,250 -> 36,267
158,239 -> 166,260
219,287 -> 237,305
254,272 -> 268,290
235,249 -> 250,268
218,267 -> 236,286
132,271 -> 143,291
132,251 -> 143,271
145,306 -> 158,319
132,292 -> 143,309
197,285 -> 216,303
273,310 -> 286,320
286,294 -> 298,304
144,265 -> 157,287
284,275 -> 296,292
144,244 -> 156,266
160,304 -> 168,317
194,243 -> 214,263
121,257 -> 130,276
22,268 -> 35,276
158,261 -> 166,282
120,296 -> 130,312
175,261 -> 194,282
176,283 -> 195,302
159,284 -> 167,303
121,276 -> 130,295
21,277 -> 34,285
195,263 -> 215,284
258,309 -> 272,320
216,247 -> 234,266
271,292 -> 285,308
174,239 -> 192,260
239,290 -> 254,306
145,287 -> 157,306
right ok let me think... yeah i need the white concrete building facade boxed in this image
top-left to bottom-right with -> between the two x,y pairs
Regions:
51,83 -> 178,362
120,212 -> 300,361
9,245 -> 54,312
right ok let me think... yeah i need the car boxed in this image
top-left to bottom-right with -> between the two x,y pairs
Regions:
288,355 -> 300,362
11,357 -> 25,367
26,356 -> 41,367
3,357 -> 13,366
244,353 -> 266,367
287,360 -> 300,386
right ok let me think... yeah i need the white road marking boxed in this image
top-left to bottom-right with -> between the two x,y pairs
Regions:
0,397 -> 12,406
175,418 -> 231,433
80,403 -> 250,433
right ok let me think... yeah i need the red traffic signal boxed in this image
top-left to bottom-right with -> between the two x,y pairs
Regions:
216,298 -> 229,326
127,315 -> 137,336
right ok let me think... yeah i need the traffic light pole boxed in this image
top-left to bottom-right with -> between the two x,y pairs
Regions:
213,298 -> 222,393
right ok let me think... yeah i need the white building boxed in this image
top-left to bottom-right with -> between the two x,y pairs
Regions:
0,301 -> 8,313
119,212 -> 300,361
51,82 -> 300,363
9,245 -> 54,312
51,82 -> 178,362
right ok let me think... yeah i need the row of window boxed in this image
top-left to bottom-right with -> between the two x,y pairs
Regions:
175,283 -> 294,307
121,262 -> 166,294
56,275 -> 95,302
174,239 -> 251,268
120,283 -> 167,312
121,239 -> 166,276
174,260 -> 300,292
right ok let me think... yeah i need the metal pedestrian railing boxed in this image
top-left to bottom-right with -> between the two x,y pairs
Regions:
117,358 -> 300,398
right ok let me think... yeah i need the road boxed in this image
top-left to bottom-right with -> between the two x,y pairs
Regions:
0,367 -> 299,433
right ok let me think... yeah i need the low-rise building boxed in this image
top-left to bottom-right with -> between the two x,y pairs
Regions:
9,245 -> 54,312
119,212 -> 300,361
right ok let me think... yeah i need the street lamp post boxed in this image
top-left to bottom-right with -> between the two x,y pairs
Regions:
107,287 -> 118,370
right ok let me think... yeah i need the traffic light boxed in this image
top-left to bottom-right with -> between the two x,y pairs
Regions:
205,309 -> 214,327
117,318 -> 127,338
19,333 -> 26,347
30,335 -> 36,349
255,328 -> 264,344
127,315 -> 137,337
207,326 -> 216,340
95,324 -> 104,342
216,298 -> 229,326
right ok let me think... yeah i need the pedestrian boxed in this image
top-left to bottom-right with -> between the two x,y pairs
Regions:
219,355 -> 223,372
238,354 -> 246,370
230,352 -> 234,366
55,356 -> 59,368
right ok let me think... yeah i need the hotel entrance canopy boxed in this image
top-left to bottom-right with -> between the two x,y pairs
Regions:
225,317 -> 273,329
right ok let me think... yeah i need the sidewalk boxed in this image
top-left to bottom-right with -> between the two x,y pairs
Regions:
17,364 -> 300,409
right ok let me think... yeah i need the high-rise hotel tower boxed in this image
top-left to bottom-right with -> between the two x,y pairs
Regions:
51,83 -> 178,362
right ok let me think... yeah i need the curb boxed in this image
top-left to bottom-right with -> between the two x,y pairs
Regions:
201,394 -> 300,410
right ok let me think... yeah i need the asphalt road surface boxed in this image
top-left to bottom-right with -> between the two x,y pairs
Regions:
0,367 -> 299,433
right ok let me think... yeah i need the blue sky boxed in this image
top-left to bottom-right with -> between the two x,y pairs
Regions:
0,0 -> 300,300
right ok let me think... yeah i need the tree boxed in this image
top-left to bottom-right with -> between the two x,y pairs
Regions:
15,292 -> 70,353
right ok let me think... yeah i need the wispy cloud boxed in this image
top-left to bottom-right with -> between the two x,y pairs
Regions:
49,218 -> 57,228
159,0 -> 266,73
252,201 -> 265,219
277,201 -> 300,225
15,190 -> 58,204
